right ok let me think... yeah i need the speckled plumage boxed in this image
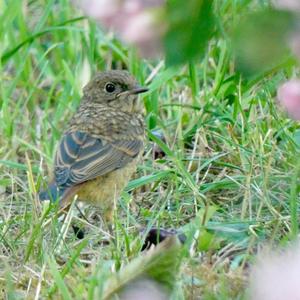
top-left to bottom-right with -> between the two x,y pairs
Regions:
39,70 -> 147,222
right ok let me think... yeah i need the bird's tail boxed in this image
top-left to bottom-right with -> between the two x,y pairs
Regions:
39,183 -> 80,208
39,182 -> 65,202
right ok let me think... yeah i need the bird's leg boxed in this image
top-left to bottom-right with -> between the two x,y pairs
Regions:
75,203 -> 91,224
104,209 -> 115,241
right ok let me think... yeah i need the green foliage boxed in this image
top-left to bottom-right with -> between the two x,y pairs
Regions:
102,237 -> 183,299
164,0 -> 215,65
233,9 -> 295,77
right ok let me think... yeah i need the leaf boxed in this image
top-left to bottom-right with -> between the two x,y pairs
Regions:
125,171 -> 173,191
206,222 -> 251,241
293,129 -> 300,147
197,205 -> 218,226
147,66 -> 180,92
47,256 -> 73,300
102,236 -> 183,299
164,0 -> 215,65
47,240 -> 88,297
0,159 -> 39,173
233,9 -> 295,77
198,229 -> 220,251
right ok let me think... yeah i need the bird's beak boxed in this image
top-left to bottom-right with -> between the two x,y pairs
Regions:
128,86 -> 149,95
117,86 -> 149,98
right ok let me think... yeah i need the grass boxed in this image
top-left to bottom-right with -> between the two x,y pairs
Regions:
0,0 -> 299,299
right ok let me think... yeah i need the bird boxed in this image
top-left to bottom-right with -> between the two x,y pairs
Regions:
39,70 -> 148,223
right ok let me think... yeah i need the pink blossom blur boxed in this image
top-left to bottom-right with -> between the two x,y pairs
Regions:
249,243 -> 300,300
121,11 -> 164,57
273,0 -> 300,11
277,80 -> 300,120
75,0 -> 165,57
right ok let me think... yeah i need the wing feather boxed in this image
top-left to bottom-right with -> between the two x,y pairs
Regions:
54,131 -> 142,189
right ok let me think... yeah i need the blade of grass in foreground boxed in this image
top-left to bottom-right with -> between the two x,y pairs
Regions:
1,17 -> 85,63
0,160 -> 39,173
289,158 -> 300,239
47,256 -> 73,300
125,170 -> 173,191
48,240 -> 88,297
147,130 -> 206,202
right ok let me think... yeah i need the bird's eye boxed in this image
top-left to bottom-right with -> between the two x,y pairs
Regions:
105,83 -> 116,93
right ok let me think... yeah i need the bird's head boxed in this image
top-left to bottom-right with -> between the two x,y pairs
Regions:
83,70 -> 148,113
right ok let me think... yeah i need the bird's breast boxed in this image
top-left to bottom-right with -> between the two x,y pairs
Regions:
76,156 -> 140,210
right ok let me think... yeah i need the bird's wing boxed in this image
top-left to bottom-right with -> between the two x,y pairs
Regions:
54,131 -> 142,188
